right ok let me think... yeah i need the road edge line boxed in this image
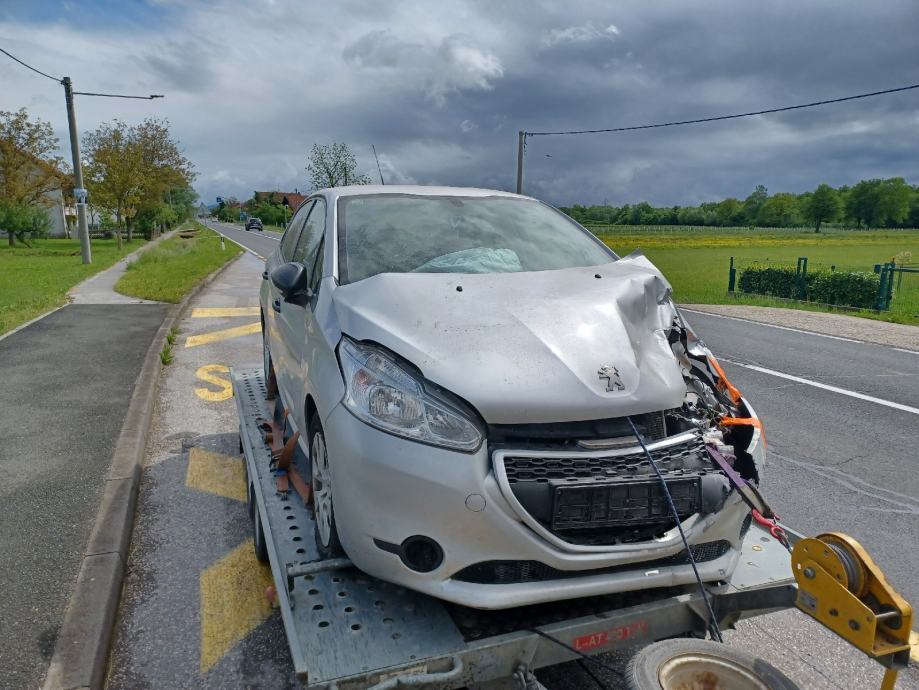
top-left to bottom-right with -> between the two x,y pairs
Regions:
42,252 -> 247,690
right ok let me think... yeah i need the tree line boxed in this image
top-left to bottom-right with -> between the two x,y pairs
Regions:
0,108 -> 197,247
559,178 -> 919,232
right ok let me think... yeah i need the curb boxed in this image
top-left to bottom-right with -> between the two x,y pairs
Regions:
42,250 -> 248,690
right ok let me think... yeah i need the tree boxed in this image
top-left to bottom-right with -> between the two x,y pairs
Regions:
715,198 -> 744,226
0,109 -> 67,245
306,142 -> 371,189
83,118 -> 195,246
0,199 -> 52,246
742,185 -> 769,221
756,192 -> 800,227
801,183 -> 839,233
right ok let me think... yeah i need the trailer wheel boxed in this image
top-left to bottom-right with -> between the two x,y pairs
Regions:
246,478 -> 256,522
309,415 -> 344,558
625,639 -> 800,690
253,502 -> 269,564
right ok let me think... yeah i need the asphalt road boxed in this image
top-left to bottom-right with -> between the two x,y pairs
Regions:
0,303 -> 168,690
207,220 -> 281,261
110,227 -> 918,689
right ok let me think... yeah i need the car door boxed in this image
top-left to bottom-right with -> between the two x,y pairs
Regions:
277,197 -> 325,430
267,201 -> 312,401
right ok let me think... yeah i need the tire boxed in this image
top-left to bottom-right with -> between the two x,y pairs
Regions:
246,478 -> 256,522
309,414 -> 344,558
625,639 -> 800,690
262,325 -> 272,384
253,500 -> 269,563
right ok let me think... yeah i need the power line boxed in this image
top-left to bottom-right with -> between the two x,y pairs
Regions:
0,46 -> 62,83
526,83 -> 919,137
73,91 -> 164,100
1,45 -> 165,99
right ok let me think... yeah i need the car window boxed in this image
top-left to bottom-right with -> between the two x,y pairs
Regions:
292,198 -> 325,268
280,201 -> 313,261
337,195 -> 615,284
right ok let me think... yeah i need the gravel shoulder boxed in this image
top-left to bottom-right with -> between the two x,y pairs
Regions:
682,303 -> 919,351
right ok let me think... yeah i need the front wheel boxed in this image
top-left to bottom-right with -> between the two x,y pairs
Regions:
625,639 -> 800,690
309,415 -> 343,558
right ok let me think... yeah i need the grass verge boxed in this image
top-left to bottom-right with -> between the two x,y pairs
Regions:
0,237 -> 147,337
115,223 -> 242,303
598,228 -> 919,325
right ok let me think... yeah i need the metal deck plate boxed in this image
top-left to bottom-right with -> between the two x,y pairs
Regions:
729,523 -> 795,592
232,369 -> 465,686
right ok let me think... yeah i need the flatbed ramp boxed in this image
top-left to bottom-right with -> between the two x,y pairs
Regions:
233,367 -> 797,689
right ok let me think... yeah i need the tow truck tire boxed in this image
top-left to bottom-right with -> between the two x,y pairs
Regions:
253,503 -> 269,563
625,639 -> 800,690
308,415 -> 344,559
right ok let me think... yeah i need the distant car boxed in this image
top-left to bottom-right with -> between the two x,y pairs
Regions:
260,185 -> 765,609
245,218 -> 263,232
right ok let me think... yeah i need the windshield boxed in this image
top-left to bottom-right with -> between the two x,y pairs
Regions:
337,195 -> 615,284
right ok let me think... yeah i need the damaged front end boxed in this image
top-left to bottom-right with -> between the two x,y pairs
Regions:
490,305 -> 764,560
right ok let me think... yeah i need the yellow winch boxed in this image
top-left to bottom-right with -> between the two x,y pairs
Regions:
793,532 -> 913,690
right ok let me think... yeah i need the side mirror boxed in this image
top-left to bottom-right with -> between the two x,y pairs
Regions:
270,262 -> 311,304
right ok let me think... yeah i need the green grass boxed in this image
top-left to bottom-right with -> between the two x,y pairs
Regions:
0,237 -> 147,336
115,224 -> 242,303
595,227 -> 919,325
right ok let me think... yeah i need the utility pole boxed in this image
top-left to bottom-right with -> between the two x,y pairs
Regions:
63,77 -> 91,264
515,131 -> 525,194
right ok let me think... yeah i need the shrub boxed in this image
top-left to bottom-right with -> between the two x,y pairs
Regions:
736,266 -> 799,297
737,265 -> 880,308
810,271 -> 879,309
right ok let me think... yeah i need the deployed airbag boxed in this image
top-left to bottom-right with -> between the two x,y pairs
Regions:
412,247 -> 523,274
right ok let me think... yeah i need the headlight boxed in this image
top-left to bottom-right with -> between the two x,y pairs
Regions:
338,337 -> 483,452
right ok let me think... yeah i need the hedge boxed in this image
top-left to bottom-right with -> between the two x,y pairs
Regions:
737,265 -> 880,309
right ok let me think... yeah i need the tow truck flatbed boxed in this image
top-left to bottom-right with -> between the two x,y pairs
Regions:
232,367 -> 799,689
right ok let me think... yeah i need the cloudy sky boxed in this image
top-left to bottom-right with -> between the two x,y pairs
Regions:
2,0 -> 917,207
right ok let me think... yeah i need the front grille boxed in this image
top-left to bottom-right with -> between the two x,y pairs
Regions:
453,540 -> 732,585
496,433 -> 712,545
503,435 -> 705,483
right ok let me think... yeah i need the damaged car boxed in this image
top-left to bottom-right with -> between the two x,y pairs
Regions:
260,185 -> 764,609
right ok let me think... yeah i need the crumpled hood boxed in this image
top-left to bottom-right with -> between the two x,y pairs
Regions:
331,254 -> 686,424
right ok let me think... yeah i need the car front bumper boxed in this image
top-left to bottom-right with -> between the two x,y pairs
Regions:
323,403 -> 760,610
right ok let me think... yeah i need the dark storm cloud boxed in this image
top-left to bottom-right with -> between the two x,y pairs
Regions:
4,0 -> 914,206
137,40 -> 217,92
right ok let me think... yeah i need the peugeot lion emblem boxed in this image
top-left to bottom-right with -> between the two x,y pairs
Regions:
598,365 -> 625,392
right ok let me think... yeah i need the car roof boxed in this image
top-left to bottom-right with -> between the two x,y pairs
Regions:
313,185 -> 533,202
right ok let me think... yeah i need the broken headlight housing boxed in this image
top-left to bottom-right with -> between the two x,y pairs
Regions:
338,336 -> 483,452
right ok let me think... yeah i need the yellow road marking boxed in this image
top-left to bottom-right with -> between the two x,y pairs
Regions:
185,322 -> 261,348
910,629 -> 918,663
186,447 -> 247,502
199,541 -> 273,673
191,307 -> 260,318
194,364 -> 233,402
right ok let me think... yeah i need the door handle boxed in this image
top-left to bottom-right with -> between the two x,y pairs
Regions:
272,298 -> 282,313
262,270 -> 269,280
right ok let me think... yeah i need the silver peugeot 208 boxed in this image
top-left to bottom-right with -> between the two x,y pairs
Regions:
260,185 -> 763,610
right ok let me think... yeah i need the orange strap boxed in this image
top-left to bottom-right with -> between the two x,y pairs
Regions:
707,356 -> 742,404
720,416 -> 767,448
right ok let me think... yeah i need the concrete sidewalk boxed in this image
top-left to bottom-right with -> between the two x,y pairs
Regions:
69,230 -> 177,305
